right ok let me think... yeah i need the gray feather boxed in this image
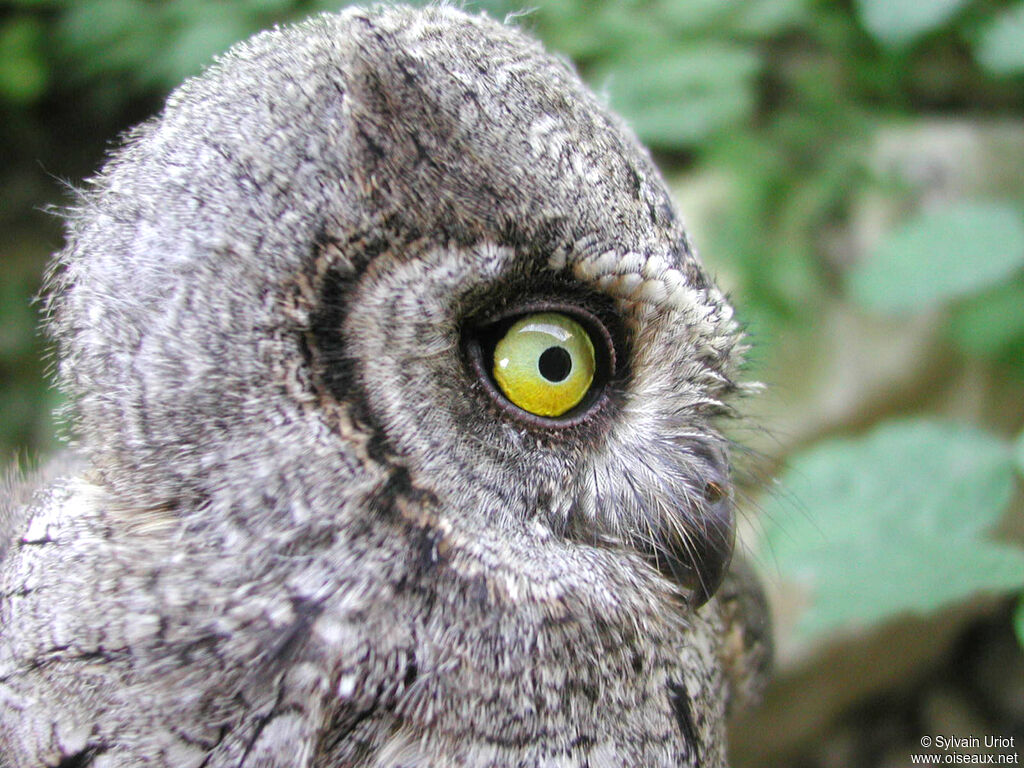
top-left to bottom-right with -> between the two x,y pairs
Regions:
0,6 -> 769,766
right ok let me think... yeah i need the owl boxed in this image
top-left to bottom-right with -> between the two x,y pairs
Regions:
0,6 -> 770,767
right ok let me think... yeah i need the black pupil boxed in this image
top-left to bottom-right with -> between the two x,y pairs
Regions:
538,346 -> 572,383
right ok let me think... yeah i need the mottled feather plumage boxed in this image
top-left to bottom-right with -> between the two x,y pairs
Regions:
0,6 -> 769,767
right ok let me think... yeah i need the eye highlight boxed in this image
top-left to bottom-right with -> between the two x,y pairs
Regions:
492,312 -> 595,417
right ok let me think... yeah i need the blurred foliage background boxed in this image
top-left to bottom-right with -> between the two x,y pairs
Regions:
2,0 -> 1023,765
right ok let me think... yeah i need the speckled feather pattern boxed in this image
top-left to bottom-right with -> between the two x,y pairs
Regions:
0,6 -> 768,767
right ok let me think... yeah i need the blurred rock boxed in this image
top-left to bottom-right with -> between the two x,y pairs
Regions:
729,601 -> 1023,767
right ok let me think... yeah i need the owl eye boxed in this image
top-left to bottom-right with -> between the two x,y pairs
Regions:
492,312 -> 595,417
464,302 -> 615,427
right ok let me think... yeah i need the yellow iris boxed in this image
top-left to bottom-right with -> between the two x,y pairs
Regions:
493,312 -> 595,417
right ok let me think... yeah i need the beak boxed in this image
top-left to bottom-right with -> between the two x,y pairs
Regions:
651,482 -> 735,607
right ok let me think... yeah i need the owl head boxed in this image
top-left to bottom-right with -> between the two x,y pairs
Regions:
48,5 -> 745,606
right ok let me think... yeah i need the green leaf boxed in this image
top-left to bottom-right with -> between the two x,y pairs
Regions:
151,9 -> 256,87
948,278 -> 1024,358
731,0 -> 809,36
855,0 -> 969,48
596,43 -> 760,148
0,16 -> 48,103
651,0 -> 731,32
620,88 -> 756,148
650,0 -> 807,36
848,202 -> 1024,315
975,2 -> 1024,76
246,0 -> 295,12
57,0 -> 151,59
536,2 -> 660,62
55,0 -> 164,83
758,419 -> 1024,639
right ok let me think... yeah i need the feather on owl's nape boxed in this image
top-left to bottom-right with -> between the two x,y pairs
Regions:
0,6 -> 769,766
